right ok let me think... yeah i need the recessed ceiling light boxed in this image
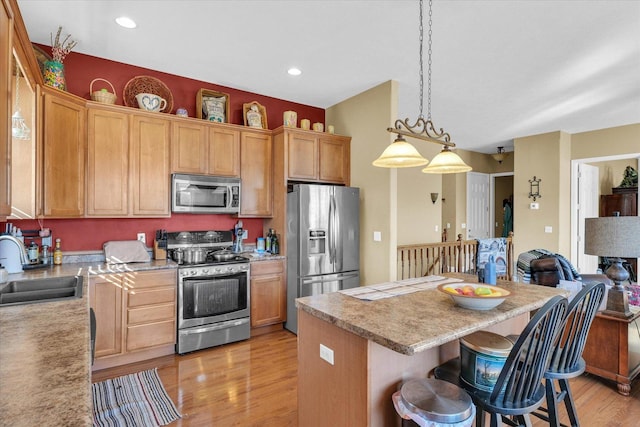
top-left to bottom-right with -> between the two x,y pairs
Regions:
115,16 -> 137,29
287,68 -> 302,76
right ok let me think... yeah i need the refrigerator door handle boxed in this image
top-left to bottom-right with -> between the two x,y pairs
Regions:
301,271 -> 359,285
329,194 -> 336,264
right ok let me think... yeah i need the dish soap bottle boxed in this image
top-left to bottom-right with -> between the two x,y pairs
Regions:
53,238 -> 63,265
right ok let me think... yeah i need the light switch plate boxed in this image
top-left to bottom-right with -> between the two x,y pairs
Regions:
530,202 -> 539,210
544,226 -> 553,233
373,231 -> 382,242
137,233 -> 146,244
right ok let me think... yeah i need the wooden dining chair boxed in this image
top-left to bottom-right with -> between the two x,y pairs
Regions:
433,295 -> 568,427
535,282 -> 606,427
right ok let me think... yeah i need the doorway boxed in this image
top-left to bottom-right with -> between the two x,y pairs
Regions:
492,174 -> 514,238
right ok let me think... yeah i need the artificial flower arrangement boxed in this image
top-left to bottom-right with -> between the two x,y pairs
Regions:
50,26 -> 77,63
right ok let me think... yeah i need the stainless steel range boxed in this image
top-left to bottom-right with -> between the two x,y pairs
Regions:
167,230 -> 250,354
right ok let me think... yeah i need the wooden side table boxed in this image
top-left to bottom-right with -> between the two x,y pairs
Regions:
583,310 -> 640,395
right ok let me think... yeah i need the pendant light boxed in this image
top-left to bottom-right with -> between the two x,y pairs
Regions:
374,0 -> 471,174
11,61 -> 31,141
491,146 -> 508,164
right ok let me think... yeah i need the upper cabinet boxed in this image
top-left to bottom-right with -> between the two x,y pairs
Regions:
41,86 -> 86,217
275,127 -> 351,186
170,119 -> 240,177
239,130 -> 272,217
0,0 -> 12,218
130,112 -> 171,216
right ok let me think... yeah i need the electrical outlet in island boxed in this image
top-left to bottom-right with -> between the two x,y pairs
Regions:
137,233 -> 146,244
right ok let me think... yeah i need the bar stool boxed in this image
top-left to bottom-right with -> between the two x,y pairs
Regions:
393,378 -> 475,426
534,282 -> 606,427
433,295 -> 568,427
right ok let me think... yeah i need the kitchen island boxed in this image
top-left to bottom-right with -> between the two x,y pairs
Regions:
296,274 -> 567,427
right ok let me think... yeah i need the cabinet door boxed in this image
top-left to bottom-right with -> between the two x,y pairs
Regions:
130,113 -> 171,216
0,1 -> 12,217
240,131 -> 272,217
208,126 -> 240,177
319,136 -> 350,185
87,107 -> 129,216
42,88 -> 86,217
250,260 -> 286,327
287,132 -> 318,180
90,274 -> 123,358
171,121 -> 207,174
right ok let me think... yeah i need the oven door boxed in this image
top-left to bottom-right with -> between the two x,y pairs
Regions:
178,271 -> 249,329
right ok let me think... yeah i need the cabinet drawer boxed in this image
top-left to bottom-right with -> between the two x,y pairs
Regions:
128,303 -> 175,325
126,320 -> 175,351
128,287 -> 175,307
125,270 -> 176,290
251,260 -> 285,276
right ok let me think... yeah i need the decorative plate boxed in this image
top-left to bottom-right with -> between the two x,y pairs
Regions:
123,75 -> 174,113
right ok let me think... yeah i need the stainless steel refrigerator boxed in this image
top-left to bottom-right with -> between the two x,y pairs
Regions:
285,184 -> 360,334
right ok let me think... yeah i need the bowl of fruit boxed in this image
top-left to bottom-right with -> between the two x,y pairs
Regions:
437,283 -> 511,311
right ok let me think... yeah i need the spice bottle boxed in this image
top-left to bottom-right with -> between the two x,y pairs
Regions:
53,238 -> 63,265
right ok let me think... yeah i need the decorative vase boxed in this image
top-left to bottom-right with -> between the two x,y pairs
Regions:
43,60 -> 66,91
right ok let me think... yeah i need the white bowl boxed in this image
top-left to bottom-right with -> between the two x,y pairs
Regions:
438,283 -> 511,310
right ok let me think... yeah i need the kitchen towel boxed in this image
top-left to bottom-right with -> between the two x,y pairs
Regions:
92,368 -> 181,427
104,240 -> 151,264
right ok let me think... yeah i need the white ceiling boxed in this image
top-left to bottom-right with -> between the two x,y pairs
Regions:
16,0 -> 640,154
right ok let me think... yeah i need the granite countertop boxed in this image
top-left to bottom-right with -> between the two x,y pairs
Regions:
296,274 -> 568,356
0,259 -> 177,427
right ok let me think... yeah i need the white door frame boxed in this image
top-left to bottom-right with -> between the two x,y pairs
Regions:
570,153 -> 640,268
490,172 -> 515,238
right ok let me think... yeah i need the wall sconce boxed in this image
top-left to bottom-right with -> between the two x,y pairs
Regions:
528,176 -> 541,201
430,193 -> 439,204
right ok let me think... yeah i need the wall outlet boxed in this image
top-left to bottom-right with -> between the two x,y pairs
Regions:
320,344 -> 334,365
241,229 -> 248,239
435,225 -> 439,232
461,223 -> 466,229
137,233 -> 146,244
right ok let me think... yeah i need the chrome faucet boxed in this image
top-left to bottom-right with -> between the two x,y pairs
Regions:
0,235 -> 29,272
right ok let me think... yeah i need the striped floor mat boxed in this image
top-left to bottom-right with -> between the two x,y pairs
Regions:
92,368 -> 181,427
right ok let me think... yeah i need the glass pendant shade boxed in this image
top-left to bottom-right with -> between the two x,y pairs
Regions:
372,135 -> 429,168
11,110 -> 31,140
422,146 -> 471,174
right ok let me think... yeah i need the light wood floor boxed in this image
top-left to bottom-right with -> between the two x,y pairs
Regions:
92,330 -> 640,426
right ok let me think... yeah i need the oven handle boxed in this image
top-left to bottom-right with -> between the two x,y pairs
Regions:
180,318 -> 250,335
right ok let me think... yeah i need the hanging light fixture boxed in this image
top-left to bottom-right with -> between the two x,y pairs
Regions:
11,61 -> 31,141
491,146 -> 508,164
373,0 -> 471,174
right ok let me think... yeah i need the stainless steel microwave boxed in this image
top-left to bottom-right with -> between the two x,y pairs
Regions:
171,174 -> 241,214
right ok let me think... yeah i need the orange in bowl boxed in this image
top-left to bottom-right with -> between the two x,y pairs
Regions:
438,283 -> 511,310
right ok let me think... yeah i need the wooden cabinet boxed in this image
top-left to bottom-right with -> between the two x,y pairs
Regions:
171,120 -> 207,174
41,87 -> 86,217
600,188 -> 637,217
130,113 -> 171,216
583,311 -> 640,396
278,127 -> 351,185
87,105 -> 129,216
86,104 -> 170,217
250,259 -> 286,333
208,125 -> 240,176
240,130 -> 272,217
90,269 -> 177,370
0,0 -> 12,217
170,120 -> 240,177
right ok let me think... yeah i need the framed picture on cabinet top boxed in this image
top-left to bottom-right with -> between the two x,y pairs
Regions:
243,101 -> 268,129
197,88 -> 230,123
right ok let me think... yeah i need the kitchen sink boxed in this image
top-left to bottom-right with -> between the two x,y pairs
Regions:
0,276 -> 83,306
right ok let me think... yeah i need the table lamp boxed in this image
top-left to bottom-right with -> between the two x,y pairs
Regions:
584,216 -> 640,318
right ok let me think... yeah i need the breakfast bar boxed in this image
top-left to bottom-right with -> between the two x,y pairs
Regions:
296,274 -> 567,427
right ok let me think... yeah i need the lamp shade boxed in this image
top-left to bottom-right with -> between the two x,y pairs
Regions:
584,216 -> 640,258
422,147 -> 472,174
373,135 -> 429,168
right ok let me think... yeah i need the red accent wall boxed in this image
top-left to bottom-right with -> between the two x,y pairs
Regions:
3,45 -> 323,251
5,216 -> 263,252
36,44 -> 325,127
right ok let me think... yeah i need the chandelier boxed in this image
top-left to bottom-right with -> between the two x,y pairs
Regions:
491,146 -> 508,164
373,0 -> 471,174
11,61 -> 31,141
